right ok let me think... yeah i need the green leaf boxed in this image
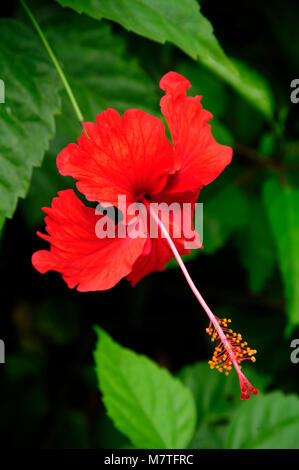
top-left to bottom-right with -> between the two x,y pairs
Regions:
178,361 -> 272,426
179,361 -> 272,449
93,327 -> 196,449
236,196 -> 276,293
56,0 -> 274,117
21,11 -> 158,226
44,11 -> 158,137
226,391 -> 299,449
263,179 -> 299,332
0,19 -> 61,231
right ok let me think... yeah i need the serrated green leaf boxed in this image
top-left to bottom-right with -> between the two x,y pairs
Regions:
226,391 -> 299,449
93,327 -> 196,449
0,19 -> 61,231
21,11 -> 158,226
56,0 -> 274,117
263,179 -> 299,332
56,0 -> 236,71
44,12 -> 158,137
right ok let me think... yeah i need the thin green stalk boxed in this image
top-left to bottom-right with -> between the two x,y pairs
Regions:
20,0 -> 84,127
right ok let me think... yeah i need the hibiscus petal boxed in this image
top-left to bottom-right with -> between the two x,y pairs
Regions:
57,109 -> 174,211
32,190 -> 146,291
127,237 -> 170,286
160,71 -> 232,194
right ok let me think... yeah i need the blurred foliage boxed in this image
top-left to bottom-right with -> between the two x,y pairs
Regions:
0,0 -> 299,450
264,179 -> 299,334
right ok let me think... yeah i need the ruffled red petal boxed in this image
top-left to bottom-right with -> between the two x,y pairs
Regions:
160,71 -> 232,194
32,190 -> 146,291
57,109 -> 175,212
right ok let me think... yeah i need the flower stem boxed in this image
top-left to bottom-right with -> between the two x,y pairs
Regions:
20,0 -> 84,128
148,204 -> 244,378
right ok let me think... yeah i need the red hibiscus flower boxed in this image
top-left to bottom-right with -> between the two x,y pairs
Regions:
32,71 -> 258,399
32,72 -> 232,290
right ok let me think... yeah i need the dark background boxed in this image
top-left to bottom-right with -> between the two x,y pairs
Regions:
0,0 -> 299,448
